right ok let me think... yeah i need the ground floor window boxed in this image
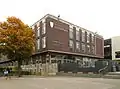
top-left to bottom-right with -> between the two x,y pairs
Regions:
31,54 -> 97,68
82,57 -> 96,68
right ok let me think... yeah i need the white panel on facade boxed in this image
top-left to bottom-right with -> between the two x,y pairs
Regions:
32,26 -> 35,29
37,22 -> 40,27
69,25 -> 73,29
112,36 -> 120,60
76,27 -> 79,31
42,19 -> 46,23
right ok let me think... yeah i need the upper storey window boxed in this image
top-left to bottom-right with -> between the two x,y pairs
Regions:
76,27 -> 80,41
87,32 -> 90,43
82,30 -> 85,42
42,19 -> 46,34
69,25 -> 74,39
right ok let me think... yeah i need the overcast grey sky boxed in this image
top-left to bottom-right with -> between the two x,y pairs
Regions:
0,0 -> 120,39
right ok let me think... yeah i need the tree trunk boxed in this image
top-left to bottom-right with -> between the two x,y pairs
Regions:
18,59 -> 22,77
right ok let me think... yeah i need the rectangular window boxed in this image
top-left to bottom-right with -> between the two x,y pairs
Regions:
37,27 -> 40,37
91,34 -> 95,43
69,25 -> 73,39
32,26 -> 35,30
42,37 -> 46,48
76,42 -> 80,52
76,28 -> 80,41
115,51 -> 120,58
82,43 -> 85,53
69,40 -> 74,51
82,30 -> 85,42
91,46 -> 95,54
37,22 -> 40,27
69,40 -> 74,48
87,45 -> 90,53
37,39 -> 40,50
42,19 -> 46,34
87,32 -> 90,43
82,58 -> 95,68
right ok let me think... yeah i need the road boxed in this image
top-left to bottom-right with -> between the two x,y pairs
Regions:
0,77 -> 120,89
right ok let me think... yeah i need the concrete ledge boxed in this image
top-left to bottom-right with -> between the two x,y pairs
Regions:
88,72 -> 93,74
48,73 -> 56,76
77,72 -> 83,74
68,72 -> 72,73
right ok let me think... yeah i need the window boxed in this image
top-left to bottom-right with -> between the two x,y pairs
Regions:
42,19 -> 46,34
91,34 -> 95,43
87,45 -> 90,53
87,32 -> 90,43
37,27 -> 40,37
50,21 -> 54,28
76,42 -> 80,51
115,51 -> 120,58
91,46 -> 95,54
42,37 -> 46,48
76,27 -> 80,41
32,26 -> 35,30
69,40 -> 73,48
82,58 -> 95,68
82,30 -> 85,42
69,25 -> 73,39
37,22 -> 40,27
82,58 -> 89,68
37,39 -> 40,50
82,43 -> 85,53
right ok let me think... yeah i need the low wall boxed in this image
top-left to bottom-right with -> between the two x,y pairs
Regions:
21,63 -> 58,76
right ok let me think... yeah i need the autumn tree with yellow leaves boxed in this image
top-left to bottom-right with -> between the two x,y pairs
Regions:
0,17 -> 35,77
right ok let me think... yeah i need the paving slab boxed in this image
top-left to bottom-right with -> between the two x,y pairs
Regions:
0,77 -> 120,89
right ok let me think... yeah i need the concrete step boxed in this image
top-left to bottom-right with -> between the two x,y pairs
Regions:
107,72 -> 120,75
103,72 -> 120,79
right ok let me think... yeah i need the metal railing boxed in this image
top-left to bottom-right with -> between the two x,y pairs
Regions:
98,66 -> 108,75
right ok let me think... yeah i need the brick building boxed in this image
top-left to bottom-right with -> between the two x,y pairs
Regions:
0,14 -> 104,75
31,14 -> 104,69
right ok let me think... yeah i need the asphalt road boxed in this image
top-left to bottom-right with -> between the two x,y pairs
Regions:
0,77 -> 120,89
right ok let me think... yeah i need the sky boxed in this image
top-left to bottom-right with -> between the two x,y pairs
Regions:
0,0 -> 120,39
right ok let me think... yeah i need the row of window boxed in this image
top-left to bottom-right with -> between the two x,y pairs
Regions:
69,26 -> 95,43
69,40 -> 95,54
37,20 -> 46,37
31,55 -> 96,68
33,19 -> 46,37
36,19 -> 46,50
37,37 -> 46,50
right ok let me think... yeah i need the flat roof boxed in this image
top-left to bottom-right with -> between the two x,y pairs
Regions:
31,14 -> 103,38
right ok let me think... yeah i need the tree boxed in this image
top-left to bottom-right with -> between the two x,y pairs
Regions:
0,17 -> 35,77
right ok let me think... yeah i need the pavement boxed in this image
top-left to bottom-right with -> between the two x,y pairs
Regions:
0,77 -> 120,89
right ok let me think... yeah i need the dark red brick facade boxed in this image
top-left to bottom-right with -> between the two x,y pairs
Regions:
33,14 -> 104,59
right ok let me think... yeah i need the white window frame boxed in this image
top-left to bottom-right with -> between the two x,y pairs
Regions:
92,46 -> 95,54
87,45 -> 90,53
37,27 -> 40,37
87,32 -> 90,43
42,19 -> 46,34
82,30 -> 85,42
76,27 -> 80,41
37,39 -> 40,50
69,40 -> 74,48
82,43 -> 85,52
42,37 -> 46,48
32,26 -> 35,30
69,25 -> 73,39
91,34 -> 95,43
37,22 -> 40,27
76,42 -> 80,51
